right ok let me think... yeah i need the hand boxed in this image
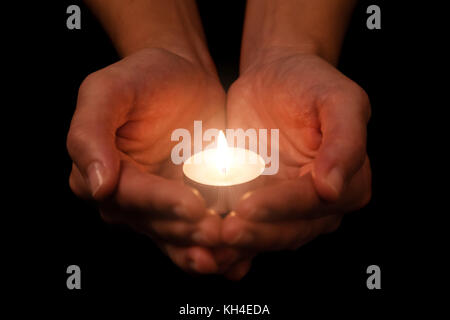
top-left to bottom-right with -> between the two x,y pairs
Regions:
222,52 -> 372,275
67,48 -> 227,274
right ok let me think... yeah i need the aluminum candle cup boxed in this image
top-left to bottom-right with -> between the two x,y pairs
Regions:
182,132 -> 266,214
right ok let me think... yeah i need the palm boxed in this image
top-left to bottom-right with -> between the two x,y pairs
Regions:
227,54 -> 345,182
112,49 -> 225,179
220,53 -> 371,270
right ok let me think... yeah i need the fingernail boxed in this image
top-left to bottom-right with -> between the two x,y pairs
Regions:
231,231 -> 253,245
240,191 -> 252,201
189,187 -> 202,198
87,161 -> 104,197
326,167 -> 344,198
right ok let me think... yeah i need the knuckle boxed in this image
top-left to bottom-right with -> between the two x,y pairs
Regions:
79,69 -> 126,97
325,83 -> 371,122
358,184 -> 372,209
79,72 -> 103,94
352,84 -> 369,103
352,179 -> 372,211
66,123 -> 89,157
68,169 -> 87,198
321,87 -> 353,109
68,172 -> 77,193
349,85 -> 371,122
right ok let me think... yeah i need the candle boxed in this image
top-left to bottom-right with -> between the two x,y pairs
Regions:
183,131 -> 266,214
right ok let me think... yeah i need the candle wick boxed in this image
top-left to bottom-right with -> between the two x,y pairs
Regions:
222,167 -> 227,175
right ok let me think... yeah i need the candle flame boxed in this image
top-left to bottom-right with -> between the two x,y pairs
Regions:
216,131 -> 229,175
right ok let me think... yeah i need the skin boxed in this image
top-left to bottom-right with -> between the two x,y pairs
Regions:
67,0 -> 372,280
221,0 -> 372,276
67,0 -> 236,274
67,47 -> 228,274
222,51 -> 371,271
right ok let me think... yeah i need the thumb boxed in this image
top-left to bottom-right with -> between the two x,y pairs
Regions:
67,73 -> 132,200
314,89 -> 371,202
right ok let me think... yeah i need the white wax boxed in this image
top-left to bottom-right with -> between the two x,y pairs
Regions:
183,148 -> 265,187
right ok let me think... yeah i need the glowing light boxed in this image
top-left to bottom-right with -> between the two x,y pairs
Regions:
215,131 -> 230,175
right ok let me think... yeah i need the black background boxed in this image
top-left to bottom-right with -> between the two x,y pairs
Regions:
10,0 -> 430,316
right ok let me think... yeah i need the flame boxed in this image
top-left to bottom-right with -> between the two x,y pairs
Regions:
216,131 -> 229,175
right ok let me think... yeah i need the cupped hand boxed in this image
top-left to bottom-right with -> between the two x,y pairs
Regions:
222,52 -> 372,276
67,48 -> 228,274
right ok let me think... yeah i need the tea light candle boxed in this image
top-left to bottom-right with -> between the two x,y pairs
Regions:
183,131 -> 265,214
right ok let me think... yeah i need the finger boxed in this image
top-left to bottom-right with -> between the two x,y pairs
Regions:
224,259 -> 252,281
235,173 -> 320,221
148,213 -> 222,246
69,163 -> 91,199
108,161 -> 207,222
164,244 -> 219,274
236,160 -> 371,222
67,72 -> 133,200
314,89 -> 371,201
212,247 -> 246,273
222,214 -> 341,251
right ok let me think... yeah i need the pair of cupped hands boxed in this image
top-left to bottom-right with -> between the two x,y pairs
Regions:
67,47 -> 371,280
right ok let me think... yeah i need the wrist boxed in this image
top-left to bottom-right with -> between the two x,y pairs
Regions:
240,0 -> 355,72
86,0 -> 217,76
119,33 -> 215,73
240,41 -> 330,74
115,26 -> 218,76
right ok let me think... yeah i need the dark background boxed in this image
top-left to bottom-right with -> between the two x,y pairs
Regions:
12,0 -> 429,315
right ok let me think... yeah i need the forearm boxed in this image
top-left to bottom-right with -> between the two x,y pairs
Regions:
84,0 -> 215,72
241,0 -> 357,70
